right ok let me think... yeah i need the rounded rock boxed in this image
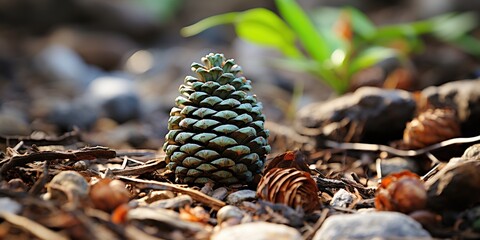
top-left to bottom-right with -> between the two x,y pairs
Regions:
226,190 -> 256,205
217,205 -> 244,224
212,222 -> 302,240
313,212 -> 431,240
47,171 -> 89,203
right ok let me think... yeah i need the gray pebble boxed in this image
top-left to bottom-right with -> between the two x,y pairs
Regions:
313,212 -> 431,240
84,76 -> 142,123
35,44 -> 100,92
47,171 -> 89,203
0,197 -> 21,214
380,157 -> 419,176
48,100 -> 99,131
149,195 -> 192,209
296,87 -> 415,142
217,205 -> 244,224
212,187 -> 228,201
226,190 -> 256,205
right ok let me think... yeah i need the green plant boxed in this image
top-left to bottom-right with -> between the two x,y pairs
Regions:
181,0 -> 478,94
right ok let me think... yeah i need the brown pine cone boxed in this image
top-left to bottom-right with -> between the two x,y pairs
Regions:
257,168 -> 321,213
403,108 -> 460,149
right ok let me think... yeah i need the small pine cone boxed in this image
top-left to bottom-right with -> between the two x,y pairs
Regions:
257,168 -> 321,213
403,108 -> 460,149
163,53 -> 270,185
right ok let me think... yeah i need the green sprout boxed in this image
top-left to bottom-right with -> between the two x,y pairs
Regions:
181,0 -> 478,94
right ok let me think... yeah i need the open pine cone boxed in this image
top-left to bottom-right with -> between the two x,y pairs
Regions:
163,53 -> 270,185
403,108 -> 460,149
257,168 -> 321,213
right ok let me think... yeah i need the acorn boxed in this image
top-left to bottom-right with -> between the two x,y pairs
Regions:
89,179 -> 130,212
375,171 -> 427,214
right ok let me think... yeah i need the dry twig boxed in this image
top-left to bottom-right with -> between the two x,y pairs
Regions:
0,146 -> 116,179
0,129 -> 81,148
316,176 -> 375,199
324,134 -> 480,157
303,208 -> 330,240
119,176 -> 226,211
111,160 -> 166,176
0,212 -> 69,240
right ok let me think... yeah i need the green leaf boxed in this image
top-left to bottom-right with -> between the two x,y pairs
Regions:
269,58 -> 345,93
432,12 -> 477,41
348,47 -> 399,76
181,12 -> 239,37
374,20 -> 433,40
449,35 -> 480,57
235,8 -> 302,58
310,7 -> 347,52
346,7 -> 376,39
276,0 -> 332,62
181,8 -> 302,58
270,58 -> 319,74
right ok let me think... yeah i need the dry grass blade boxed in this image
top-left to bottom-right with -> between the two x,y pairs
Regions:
0,212 -> 68,240
303,208 -> 329,240
118,176 -> 225,210
324,134 -> 480,157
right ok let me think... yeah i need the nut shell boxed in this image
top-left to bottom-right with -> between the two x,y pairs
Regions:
90,179 -> 130,212
375,171 -> 427,214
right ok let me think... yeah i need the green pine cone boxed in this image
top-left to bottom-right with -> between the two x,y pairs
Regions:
163,53 -> 270,185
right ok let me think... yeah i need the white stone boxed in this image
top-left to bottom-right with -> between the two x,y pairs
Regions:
330,189 -> 356,208
212,222 -> 302,240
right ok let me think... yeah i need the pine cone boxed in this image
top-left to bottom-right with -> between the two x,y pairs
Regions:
163,53 -> 270,185
403,108 -> 460,149
257,168 -> 320,213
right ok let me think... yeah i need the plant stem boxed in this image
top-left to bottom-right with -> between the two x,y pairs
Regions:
181,12 -> 239,37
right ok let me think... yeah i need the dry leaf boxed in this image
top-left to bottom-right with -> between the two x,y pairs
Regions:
179,205 -> 210,224
263,150 -> 310,174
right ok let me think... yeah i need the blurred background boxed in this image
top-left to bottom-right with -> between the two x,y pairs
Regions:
1,0 -> 480,150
